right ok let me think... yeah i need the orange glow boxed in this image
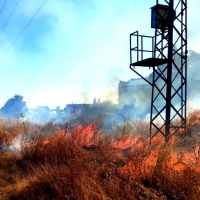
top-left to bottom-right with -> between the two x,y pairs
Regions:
112,133 -> 142,150
72,124 -> 101,146
188,110 -> 200,125
23,110 -> 200,177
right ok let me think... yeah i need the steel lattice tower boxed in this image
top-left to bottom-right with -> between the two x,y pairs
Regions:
129,0 -> 187,142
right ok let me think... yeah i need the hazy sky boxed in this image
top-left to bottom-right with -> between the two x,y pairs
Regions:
0,0 -> 199,108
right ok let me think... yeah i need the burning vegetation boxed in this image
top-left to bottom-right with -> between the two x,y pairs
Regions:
0,111 -> 200,200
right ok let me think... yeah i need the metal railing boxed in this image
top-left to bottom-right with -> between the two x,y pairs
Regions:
130,31 -> 155,65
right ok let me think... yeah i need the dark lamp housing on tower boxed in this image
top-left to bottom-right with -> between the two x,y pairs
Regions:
150,4 -> 176,29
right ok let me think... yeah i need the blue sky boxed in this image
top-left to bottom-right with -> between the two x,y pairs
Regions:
0,0 -> 199,109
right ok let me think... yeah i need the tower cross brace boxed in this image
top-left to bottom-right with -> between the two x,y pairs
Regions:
129,0 -> 187,142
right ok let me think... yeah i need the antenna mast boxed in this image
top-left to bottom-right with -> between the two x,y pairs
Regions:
129,0 -> 187,142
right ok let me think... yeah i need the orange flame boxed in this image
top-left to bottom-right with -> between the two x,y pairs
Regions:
23,110 -> 200,177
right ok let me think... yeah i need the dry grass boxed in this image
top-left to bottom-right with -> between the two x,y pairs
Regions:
0,112 -> 200,199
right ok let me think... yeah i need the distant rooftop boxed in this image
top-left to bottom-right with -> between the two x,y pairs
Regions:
119,78 -> 148,86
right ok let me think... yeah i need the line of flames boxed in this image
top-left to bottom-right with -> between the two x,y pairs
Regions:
20,111 -> 200,177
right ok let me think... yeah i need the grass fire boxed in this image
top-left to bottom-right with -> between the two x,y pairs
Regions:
0,110 -> 200,200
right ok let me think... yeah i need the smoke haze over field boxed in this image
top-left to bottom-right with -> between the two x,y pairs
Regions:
0,0 -> 199,109
1,49 -> 200,123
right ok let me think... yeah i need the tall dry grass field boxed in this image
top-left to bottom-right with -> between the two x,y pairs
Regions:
0,111 -> 200,199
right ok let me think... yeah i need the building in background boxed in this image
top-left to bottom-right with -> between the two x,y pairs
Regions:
118,78 -> 151,107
